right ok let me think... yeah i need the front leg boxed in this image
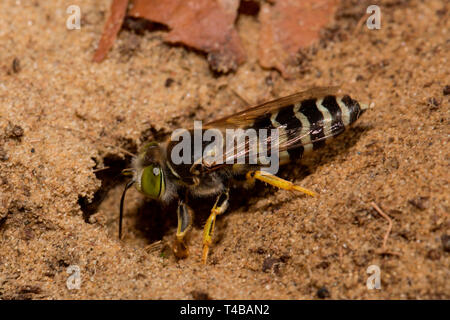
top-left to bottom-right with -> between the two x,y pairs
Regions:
173,200 -> 194,259
202,189 -> 229,264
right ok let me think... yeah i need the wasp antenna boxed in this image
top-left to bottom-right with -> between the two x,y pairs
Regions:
119,180 -> 135,240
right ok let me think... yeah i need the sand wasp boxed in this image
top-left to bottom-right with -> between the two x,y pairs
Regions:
119,87 -> 368,263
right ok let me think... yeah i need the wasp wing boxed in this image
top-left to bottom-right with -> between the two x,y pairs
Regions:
205,86 -> 340,128
202,86 -> 343,170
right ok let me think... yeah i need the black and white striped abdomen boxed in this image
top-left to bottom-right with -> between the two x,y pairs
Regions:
253,94 -> 368,163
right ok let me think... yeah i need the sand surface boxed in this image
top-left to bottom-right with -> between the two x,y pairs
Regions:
0,0 -> 449,299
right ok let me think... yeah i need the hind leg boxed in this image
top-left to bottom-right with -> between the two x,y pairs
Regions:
246,170 -> 316,197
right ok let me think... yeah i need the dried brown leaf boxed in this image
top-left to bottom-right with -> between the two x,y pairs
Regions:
129,0 -> 246,72
259,0 -> 340,78
93,0 -> 129,63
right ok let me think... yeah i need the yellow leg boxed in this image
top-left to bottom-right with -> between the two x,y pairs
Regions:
246,170 -> 316,197
173,200 -> 193,259
202,190 -> 229,264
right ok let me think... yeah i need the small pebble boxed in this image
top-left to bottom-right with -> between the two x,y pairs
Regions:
443,85 -> 450,96
165,78 -> 175,87
441,235 -> 450,252
0,147 -> 8,161
317,286 -> 330,299
12,57 -> 21,73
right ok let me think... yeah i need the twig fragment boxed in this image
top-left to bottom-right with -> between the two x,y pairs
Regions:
353,13 -> 368,36
92,166 -> 110,173
230,88 -> 252,106
371,201 -> 392,251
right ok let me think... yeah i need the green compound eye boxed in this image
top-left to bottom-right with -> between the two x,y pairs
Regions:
141,165 -> 165,199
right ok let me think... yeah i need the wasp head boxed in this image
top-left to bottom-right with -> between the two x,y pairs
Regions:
119,142 -> 166,239
132,142 -> 166,200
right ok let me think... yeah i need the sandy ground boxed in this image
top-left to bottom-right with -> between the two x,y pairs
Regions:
0,0 -> 449,299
